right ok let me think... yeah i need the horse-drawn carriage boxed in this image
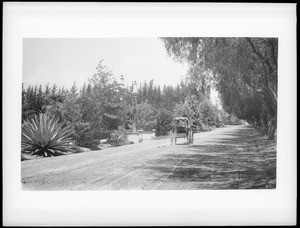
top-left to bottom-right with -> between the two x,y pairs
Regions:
170,117 -> 193,145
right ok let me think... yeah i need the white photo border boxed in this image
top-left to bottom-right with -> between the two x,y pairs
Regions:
3,2 -> 297,226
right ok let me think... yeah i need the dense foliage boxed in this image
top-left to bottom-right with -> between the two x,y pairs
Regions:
22,57 -> 243,155
161,37 -> 277,139
108,128 -> 129,146
136,102 -> 157,131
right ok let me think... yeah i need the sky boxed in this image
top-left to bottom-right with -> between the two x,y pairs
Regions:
23,38 -> 189,89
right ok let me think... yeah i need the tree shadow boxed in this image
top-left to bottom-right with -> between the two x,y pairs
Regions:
140,126 -> 276,189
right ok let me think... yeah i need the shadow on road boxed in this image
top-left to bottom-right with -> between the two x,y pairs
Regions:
143,126 -> 276,189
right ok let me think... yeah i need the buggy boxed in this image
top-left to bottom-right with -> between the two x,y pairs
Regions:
170,117 -> 193,145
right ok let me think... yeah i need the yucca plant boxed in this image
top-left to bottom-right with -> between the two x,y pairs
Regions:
21,113 -> 75,157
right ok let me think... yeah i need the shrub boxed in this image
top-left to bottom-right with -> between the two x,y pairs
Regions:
72,122 -> 95,148
109,129 -> 128,146
89,140 -> 101,151
199,123 -> 214,132
156,109 -> 173,136
227,114 -> 243,125
69,145 -> 92,153
21,113 -> 74,157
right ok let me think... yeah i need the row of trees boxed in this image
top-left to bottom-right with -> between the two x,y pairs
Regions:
161,37 -> 277,139
23,61 -> 131,147
22,60 -> 243,150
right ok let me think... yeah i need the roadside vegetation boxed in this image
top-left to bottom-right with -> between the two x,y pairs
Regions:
22,38 -> 277,159
161,37 -> 277,140
22,113 -> 74,157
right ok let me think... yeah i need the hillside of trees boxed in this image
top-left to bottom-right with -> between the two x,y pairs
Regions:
22,60 -> 242,151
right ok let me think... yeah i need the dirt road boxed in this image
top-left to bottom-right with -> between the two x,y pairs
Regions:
21,125 -> 276,190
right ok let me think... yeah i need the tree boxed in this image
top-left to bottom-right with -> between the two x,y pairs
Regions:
174,95 -> 200,131
45,88 -> 81,125
87,60 -> 128,131
136,102 -> 157,131
45,83 -> 50,96
70,81 -> 78,96
22,84 -> 48,121
156,108 -> 173,136
197,99 -> 217,127
161,37 -> 277,139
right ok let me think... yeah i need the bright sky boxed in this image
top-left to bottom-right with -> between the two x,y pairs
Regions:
23,38 -> 188,89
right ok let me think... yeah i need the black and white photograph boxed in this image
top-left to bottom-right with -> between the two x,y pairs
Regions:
3,2 -> 296,226
21,37 -> 278,191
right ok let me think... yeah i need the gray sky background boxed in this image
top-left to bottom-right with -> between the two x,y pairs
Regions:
23,38 -> 188,89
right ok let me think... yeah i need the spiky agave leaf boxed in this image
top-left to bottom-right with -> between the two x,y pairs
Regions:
21,113 -> 75,157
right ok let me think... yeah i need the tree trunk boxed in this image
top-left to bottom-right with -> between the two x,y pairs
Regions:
267,117 -> 277,140
267,128 -> 275,140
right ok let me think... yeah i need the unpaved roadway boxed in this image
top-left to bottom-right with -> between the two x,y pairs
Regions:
21,125 -> 276,190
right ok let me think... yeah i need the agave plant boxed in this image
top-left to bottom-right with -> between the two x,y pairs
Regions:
22,113 -> 75,157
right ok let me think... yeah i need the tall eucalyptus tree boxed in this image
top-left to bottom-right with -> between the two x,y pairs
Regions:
161,37 -> 278,139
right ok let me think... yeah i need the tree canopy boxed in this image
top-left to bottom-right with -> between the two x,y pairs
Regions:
161,37 -> 278,139
22,56 -> 247,150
